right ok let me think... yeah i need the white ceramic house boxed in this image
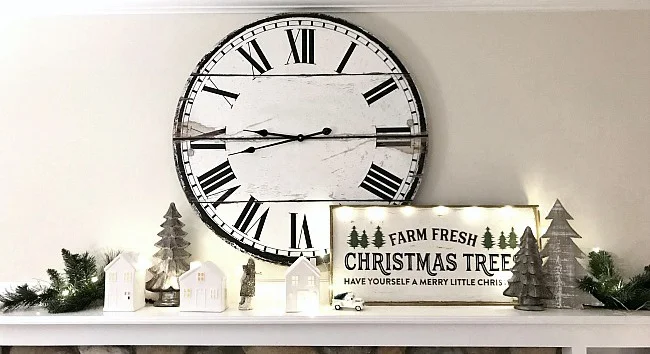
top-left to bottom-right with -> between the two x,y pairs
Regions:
285,256 -> 321,313
103,253 -> 145,312
179,261 -> 227,312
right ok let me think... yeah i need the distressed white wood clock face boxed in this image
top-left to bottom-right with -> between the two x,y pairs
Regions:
173,13 -> 427,265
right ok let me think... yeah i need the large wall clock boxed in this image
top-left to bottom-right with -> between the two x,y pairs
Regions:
173,13 -> 427,265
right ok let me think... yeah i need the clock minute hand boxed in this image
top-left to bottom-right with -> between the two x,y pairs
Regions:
229,128 -> 332,156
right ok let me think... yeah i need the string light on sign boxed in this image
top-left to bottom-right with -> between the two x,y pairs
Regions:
463,206 -> 485,222
499,205 -> 515,219
336,206 -> 355,221
366,207 -> 385,222
401,206 -> 415,216
432,206 -> 450,216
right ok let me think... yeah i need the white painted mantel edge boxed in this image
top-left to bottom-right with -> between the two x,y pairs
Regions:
5,0 -> 650,16
2,305 -> 650,347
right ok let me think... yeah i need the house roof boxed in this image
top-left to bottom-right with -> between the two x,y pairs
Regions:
179,261 -> 226,282
104,253 -> 138,272
285,256 -> 320,277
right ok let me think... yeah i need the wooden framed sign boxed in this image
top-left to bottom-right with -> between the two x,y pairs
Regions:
330,205 -> 540,304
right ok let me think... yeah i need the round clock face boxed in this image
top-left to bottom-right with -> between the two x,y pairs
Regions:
173,13 -> 427,265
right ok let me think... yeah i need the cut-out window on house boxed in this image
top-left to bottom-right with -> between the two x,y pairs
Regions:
210,289 -> 217,299
291,275 -> 299,286
124,272 -> 132,282
307,276 -> 315,287
184,289 -> 192,298
124,291 -> 131,300
108,272 -> 117,282
198,272 -> 205,282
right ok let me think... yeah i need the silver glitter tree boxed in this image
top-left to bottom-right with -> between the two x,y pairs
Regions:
238,258 -> 256,310
146,202 -> 191,307
540,199 -> 601,309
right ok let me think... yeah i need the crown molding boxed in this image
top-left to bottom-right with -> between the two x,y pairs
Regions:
6,0 -> 650,16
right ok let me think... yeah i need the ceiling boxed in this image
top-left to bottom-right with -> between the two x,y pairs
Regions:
5,0 -> 650,16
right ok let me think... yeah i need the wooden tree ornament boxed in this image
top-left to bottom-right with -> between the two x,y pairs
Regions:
540,199 -> 601,309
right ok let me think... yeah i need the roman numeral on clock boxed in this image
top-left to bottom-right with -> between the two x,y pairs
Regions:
197,160 -> 236,195
375,126 -> 412,147
285,29 -> 314,64
202,83 -> 239,108
237,39 -> 272,75
363,78 -> 398,105
290,213 -> 312,249
234,196 -> 269,240
360,163 -> 404,201
190,142 -> 226,150
336,42 -> 357,73
209,185 -> 240,208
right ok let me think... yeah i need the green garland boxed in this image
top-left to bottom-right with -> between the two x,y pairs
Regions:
0,249 -> 119,313
578,250 -> 650,310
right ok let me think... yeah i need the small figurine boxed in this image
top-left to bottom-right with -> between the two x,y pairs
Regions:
332,292 -> 365,311
238,258 -> 256,310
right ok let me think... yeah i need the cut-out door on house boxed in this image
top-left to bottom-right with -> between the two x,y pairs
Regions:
196,288 -> 206,307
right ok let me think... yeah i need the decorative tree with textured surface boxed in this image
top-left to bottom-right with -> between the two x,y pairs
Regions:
482,227 -> 494,250
347,226 -> 360,249
508,227 -> 518,249
146,202 -> 191,307
359,230 -> 369,249
540,199 -> 601,309
498,231 -> 508,250
372,226 -> 385,249
503,226 -> 553,311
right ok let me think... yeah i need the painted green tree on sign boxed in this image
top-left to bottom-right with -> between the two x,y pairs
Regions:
498,231 -> 507,249
508,227 -> 518,249
348,226 -> 360,249
482,227 -> 494,250
372,226 -> 385,249
359,230 -> 369,249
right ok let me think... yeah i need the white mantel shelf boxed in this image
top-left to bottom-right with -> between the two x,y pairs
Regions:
2,306 -> 650,351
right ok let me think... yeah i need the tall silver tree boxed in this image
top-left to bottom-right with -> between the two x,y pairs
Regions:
146,202 -> 191,307
540,199 -> 601,308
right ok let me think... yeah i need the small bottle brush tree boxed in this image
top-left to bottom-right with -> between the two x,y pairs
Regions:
503,226 -> 553,311
146,202 -> 191,307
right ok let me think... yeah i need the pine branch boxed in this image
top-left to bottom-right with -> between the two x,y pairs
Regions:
0,249 -> 120,313
578,251 -> 650,311
62,249 -> 97,287
0,284 -> 41,312
47,269 -> 63,290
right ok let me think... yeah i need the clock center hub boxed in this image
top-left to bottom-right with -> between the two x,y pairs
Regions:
225,65 -> 376,200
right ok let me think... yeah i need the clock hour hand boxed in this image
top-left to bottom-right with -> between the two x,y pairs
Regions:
244,129 -> 296,139
229,128 -> 331,156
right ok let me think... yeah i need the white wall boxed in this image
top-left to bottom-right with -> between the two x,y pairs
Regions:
1,11 -> 649,300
